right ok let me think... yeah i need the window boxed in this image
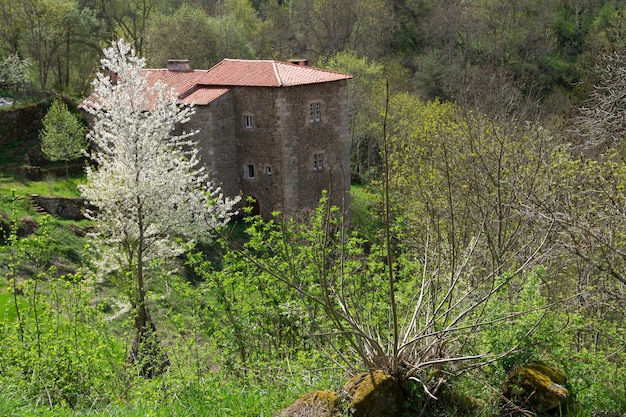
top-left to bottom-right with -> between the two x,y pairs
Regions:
246,164 -> 256,179
313,153 -> 324,171
309,102 -> 321,123
266,166 -> 272,175
244,115 -> 253,129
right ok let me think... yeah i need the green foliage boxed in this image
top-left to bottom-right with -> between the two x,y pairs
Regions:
0,201 -> 122,409
39,98 -> 86,166
483,268 -> 575,376
145,3 -> 255,69
321,51 -> 411,182
350,183 -> 383,243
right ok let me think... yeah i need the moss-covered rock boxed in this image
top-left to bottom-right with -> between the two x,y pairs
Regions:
343,370 -> 405,417
503,361 -> 569,414
276,390 -> 341,417
277,370 -> 405,417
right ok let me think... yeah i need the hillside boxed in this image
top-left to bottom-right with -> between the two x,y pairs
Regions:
3,1 -> 626,416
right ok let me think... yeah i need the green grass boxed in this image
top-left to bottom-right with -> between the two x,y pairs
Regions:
0,362 -> 343,417
0,172 -> 84,199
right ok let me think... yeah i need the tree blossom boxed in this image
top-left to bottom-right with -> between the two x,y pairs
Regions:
80,39 -> 239,377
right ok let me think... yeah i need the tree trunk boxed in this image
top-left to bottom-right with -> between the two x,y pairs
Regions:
127,305 -> 170,378
126,202 -> 169,378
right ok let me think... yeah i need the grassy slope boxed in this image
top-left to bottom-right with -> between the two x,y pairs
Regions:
0,138 -> 382,415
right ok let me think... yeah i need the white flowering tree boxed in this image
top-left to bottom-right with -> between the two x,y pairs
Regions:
80,40 -> 239,377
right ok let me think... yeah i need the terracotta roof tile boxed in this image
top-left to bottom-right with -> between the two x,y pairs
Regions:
198,59 -> 353,87
84,59 -> 352,108
180,87 -> 230,105
142,69 -> 210,97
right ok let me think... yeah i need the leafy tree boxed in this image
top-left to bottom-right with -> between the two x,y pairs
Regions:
531,147 -> 626,330
385,95 -> 557,276
107,0 -> 155,56
322,51 -> 392,182
80,39 -> 240,377
20,0 -> 78,90
0,53 -> 30,106
0,0 -> 22,54
55,6 -> 102,93
0,0 -> 103,94
39,98 -> 87,178
261,0 -> 393,60
144,3 -> 254,69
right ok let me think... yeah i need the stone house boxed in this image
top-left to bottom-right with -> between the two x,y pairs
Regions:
141,58 -> 353,219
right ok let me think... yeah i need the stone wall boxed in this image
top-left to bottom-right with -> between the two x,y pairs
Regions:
200,81 -> 352,219
175,80 -> 351,220
278,81 -> 351,217
30,194 -> 88,220
0,100 -> 50,146
233,86 -> 286,218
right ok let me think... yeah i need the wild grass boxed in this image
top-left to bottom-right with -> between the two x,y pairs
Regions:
0,346 -> 343,416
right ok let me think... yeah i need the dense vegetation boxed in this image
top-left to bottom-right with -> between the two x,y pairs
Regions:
3,0 -> 626,416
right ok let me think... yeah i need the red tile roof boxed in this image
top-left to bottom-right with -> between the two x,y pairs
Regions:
144,59 -> 351,102
143,69 -> 211,96
84,59 -> 352,108
197,59 -> 353,87
179,87 -> 230,105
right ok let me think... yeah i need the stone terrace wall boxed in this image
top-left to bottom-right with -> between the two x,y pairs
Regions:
30,194 -> 88,220
0,100 -> 51,146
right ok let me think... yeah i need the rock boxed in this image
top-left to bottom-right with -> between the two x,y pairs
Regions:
276,370 -> 405,417
343,370 -> 405,417
276,390 -> 341,417
503,361 -> 569,414
18,216 -> 39,237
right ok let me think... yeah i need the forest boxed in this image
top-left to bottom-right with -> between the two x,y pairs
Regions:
3,0 -> 626,416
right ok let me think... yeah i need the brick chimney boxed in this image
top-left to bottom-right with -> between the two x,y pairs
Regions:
167,59 -> 191,72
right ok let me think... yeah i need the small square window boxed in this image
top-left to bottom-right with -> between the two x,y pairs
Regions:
313,153 -> 324,171
246,164 -> 256,179
244,115 -> 253,129
309,102 -> 321,123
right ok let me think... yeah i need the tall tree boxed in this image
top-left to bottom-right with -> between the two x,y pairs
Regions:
108,0 -> 154,56
386,95 -> 556,278
80,39 -> 239,377
21,0 -> 77,90
261,0 -> 393,60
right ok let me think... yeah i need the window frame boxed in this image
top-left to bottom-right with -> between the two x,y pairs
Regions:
245,163 -> 256,179
313,152 -> 324,171
309,102 -> 321,124
244,114 -> 254,129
